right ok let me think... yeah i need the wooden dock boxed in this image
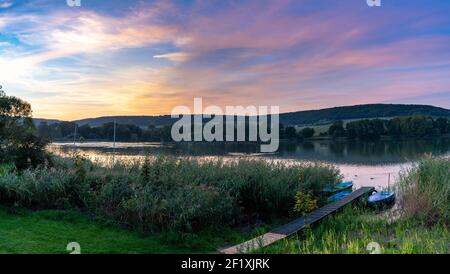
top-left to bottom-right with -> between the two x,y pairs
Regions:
220,187 -> 375,254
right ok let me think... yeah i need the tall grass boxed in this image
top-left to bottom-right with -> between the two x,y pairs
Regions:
261,157 -> 450,254
262,207 -> 449,254
0,163 -> 14,176
0,155 -> 340,232
397,157 -> 450,225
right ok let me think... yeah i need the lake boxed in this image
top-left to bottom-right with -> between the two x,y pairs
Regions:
49,138 -> 450,190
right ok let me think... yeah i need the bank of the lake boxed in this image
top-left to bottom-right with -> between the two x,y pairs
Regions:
49,137 -> 450,189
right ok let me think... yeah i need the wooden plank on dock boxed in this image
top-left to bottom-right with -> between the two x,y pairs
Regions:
220,187 -> 374,254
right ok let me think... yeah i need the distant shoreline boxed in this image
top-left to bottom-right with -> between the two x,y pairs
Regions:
49,135 -> 450,144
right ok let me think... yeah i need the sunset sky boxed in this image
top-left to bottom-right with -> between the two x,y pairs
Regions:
1,0 -> 450,120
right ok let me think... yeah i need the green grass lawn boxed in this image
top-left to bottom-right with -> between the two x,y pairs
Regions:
0,208 -> 254,254
1,206 -> 448,254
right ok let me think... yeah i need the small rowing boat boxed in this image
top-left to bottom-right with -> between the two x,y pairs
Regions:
322,181 -> 353,194
368,191 -> 395,207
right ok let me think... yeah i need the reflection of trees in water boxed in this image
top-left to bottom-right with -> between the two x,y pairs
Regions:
301,142 -> 315,151
173,142 -> 262,155
384,139 -> 450,159
346,141 -> 388,158
277,138 -> 450,165
434,138 -> 450,154
329,142 -> 346,156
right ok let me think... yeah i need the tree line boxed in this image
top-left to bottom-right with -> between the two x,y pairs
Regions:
37,122 -> 173,142
280,125 -> 315,140
37,119 -> 317,142
36,115 -> 450,142
328,116 -> 450,140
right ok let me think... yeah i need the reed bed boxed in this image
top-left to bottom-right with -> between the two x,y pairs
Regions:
0,154 -> 340,232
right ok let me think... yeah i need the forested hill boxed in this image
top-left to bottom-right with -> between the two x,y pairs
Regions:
75,115 -> 176,128
280,104 -> 450,125
34,104 -> 450,127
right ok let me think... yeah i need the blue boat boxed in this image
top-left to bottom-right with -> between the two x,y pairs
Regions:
327,191 -> 352,203
368,191 -> 396,207
322,181 -> 353,193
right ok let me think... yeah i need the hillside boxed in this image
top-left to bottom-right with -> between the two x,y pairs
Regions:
74,115 -> 176,128
33,118 -> 63,125
34,104 -> 450,127
279,104 -> 450,126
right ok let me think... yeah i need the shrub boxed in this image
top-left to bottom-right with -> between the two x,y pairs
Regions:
0,168 -> 72,208
120,184 -> 237,231
293,191 -> 317,216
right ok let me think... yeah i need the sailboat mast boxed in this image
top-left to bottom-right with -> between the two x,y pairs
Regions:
73,124 -> 77,146
388,173 -> 390,191
112,119 -> 116,164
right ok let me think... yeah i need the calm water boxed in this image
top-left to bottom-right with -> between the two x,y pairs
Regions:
49,138 -> 450,190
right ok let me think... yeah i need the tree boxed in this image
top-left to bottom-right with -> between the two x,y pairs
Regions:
386,118 -> 403,137
386,116 -> 437,137
301,127 -> 315,138
409,116 -> 435,137
284,126 -> 298,139
434,118 -> 450,134
0,85 -> 49,169
345,119 -> 385,140
328,120 -> 345,138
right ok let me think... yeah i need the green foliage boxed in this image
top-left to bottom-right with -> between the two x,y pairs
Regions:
37,121 -> 174,142
387,116 -> 437,138
0,86 -> 49,169
262,207 -> 449,254
0,163 -> 14,176
259,158 -> 450,254
328,121 -> 345,137
434,118 -> 450,134
300,127 -> 315,138
283,126 -> 298,139
280,104 -> 450,125
0,155 -> 340,232
346,119 -> 385,140
0,86 -> 32,118
397,158 -> 450,225
325,115 -> 450,140
293,192 -> 317,216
